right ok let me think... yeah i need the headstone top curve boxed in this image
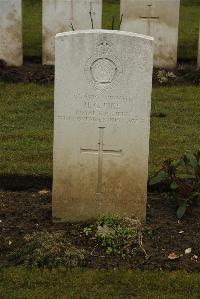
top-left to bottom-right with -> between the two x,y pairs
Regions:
56,29 -> 154,42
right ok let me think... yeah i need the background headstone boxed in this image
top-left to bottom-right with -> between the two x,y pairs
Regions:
0,0 -> 22,66
53,30 -> 153,222
42,0 -> 102,65
120,0 -> 180,68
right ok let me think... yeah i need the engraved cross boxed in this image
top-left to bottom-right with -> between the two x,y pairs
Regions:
140,4 -> 159,36
81,127 -> 122,194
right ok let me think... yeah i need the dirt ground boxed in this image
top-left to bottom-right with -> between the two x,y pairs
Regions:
0,189 -> 199,271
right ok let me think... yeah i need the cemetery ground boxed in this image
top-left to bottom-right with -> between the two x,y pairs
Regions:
0,84 -> 200,297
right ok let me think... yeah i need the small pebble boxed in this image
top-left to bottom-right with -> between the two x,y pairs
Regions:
185,248 -> 192,254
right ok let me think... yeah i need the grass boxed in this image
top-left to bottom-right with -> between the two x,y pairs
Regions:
0,84 -> 199,177
22,0 -> 200,61
102,0 -> 120,30
0,267 -> 200,298
0,83 -> 53,177
178,0 -> 200,61
23,0 -> 42,61
150,85 -> 200,174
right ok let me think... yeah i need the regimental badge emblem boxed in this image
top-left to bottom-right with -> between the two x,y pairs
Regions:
85,36 -> 122,91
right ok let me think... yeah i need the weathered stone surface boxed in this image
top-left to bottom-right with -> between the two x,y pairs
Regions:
53,30 -> 153,222
120,0 -> 180,68
0,0 -> 22,66
42,0 -> 102,65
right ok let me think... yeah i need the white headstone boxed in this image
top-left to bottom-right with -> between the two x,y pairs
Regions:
0,0 -> 22,66
198,24 -> 200,68
42,0 -> 102,65
120,0 -> 180,68
53,30 -> 153,222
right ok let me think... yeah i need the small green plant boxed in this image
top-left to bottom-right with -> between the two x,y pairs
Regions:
84,215 -> 148,258
83,226 -> 93,236
98,214 -> 122,228
12,231 -> 85,268
149,151 -> 200,219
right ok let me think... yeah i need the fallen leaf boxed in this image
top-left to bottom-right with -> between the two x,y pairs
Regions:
39,190 -> 49,195
168,252 -> 180,260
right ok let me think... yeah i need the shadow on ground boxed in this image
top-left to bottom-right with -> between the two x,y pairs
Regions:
0,175 -> 52,191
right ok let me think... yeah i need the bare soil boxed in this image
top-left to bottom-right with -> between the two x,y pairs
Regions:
0,189 -> 199,271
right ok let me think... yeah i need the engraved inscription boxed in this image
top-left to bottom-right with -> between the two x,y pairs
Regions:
97,37 -> 113,54
57,93 -> 141,124
91,58 -> 117,84
85,36 -> 122,90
